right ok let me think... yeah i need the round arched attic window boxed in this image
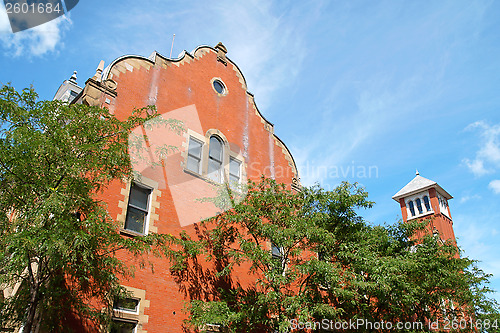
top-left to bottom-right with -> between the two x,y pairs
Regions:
212,78 -> 227,95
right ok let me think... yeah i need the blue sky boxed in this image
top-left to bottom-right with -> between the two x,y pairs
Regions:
1,0 -> 500,302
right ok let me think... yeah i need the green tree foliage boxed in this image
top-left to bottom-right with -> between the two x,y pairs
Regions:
167,177 -> 499,333
0,85 -> 176,332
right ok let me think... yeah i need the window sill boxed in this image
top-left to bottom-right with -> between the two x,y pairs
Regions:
183,167 -> 206,180
120,228 -> 146,237
113,307 -> 140,316
183,168 -> 225,186
183,168 -> 245,198
407,211 -> 434,221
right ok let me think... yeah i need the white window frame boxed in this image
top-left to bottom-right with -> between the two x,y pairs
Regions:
405,191 -> 434,220
186,137 -> 204,174
437,193 -> 450,218
207,135 -> 224,183
228,157 -> 242,187
110,317 -> 138,333
113,297 -> 141,315
124,182 -> 152,235
183,129 -> 246,187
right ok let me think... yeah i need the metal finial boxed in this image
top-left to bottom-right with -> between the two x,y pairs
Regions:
416,169 -> 420,176
69,71 -> 77,83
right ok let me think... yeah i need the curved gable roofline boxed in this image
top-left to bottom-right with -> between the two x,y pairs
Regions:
102,54 -> 154,81
101,45 -> 272,126
191,44 -> 248,89
99,45 -> 298,180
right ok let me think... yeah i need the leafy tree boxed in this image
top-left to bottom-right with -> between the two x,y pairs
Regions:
0,85 -> 177,332
167,177 -> 499,333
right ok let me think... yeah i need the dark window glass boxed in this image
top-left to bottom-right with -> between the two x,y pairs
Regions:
416,198 -> 423,214
128,185 -> 149,210
271,243 -> 282,260
110,319 -> 137,333
317,251 -> 328,262
207,136 -> 223,182
213,80 -> 225,94
125,183 -> 151,234
423,196 -> 431,211
187,138 -> 203,173
271,243 -> 286,273
113,297 -> 139,312
408,201 -> 416,216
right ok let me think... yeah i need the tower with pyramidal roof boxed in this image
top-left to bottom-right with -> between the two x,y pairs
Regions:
393,171 -> 457,245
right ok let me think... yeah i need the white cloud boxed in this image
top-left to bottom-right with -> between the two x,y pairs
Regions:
454,214 -> 500,301
463,121 -> 500,176
463,158 -> 489,176
0,8 -> 71,57
292,72 -> 426,186
0,6 -> 10,33
212,1 -> 312,110
459,194 -> 481,203
87,0 -> 320,112
489,180 -> 500,194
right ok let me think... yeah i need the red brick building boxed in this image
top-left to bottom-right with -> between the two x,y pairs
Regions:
52,43 -> 461,332
67,42 -> 299,332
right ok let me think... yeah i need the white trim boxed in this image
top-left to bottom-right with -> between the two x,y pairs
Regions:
183,128 -> 246,186
125,182 -> 153,235
210,77 -> 228,96
113,297 -> 141,315
405,190 -> 434,220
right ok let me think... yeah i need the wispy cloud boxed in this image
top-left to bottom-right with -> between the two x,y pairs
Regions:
489,180 -> 500,194
460,194 -> 482,203
210,0 -> 319,111
290,1 -> 491,187
454,213 -> 500,299
463,121 -> 500,177
0,6 -> 9,33
89,0 -> 319,112
0,8 -> 71,57
293,71 -> 429,186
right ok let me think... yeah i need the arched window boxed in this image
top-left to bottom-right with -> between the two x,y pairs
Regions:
423,196 -> 431,211
207,136 -> 223,182
408,200 -> 415,216
415,198 -> 423,214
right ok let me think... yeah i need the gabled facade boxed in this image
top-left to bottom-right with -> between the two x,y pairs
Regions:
60,42 -> 299,332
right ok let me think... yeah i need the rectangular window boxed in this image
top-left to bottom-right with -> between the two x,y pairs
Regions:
271,242 -> 286,272
187,138 -> 203,173
109,318 -> 137,333
229,157 -> 241,185
271,243 -> 283,261
124,183 -> 151,234
113,297 -> 140,313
